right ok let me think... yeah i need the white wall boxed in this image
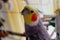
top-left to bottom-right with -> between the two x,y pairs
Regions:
25,0 -> 54,16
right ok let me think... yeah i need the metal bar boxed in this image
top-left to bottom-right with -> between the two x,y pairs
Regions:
8,31 -> 26,36
0,30 -> 26,37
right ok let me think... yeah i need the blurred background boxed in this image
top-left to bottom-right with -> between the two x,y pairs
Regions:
0,0 -> 60,40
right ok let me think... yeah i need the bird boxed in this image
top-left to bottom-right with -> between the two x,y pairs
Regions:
21,5 -> 51,40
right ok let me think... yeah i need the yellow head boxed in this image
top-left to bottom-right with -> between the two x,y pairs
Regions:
21,6 -> 42,25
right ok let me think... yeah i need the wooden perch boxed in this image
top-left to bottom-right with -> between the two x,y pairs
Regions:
0,30 -> 26,38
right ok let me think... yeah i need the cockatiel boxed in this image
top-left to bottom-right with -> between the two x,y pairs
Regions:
21,6 -> 51,40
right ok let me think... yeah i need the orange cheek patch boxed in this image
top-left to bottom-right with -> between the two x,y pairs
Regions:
31,13 -> 37,22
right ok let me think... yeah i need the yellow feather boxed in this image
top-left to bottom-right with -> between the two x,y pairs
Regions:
24,13 -> 32,24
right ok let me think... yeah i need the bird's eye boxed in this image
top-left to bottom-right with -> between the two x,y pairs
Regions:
30,10 -> 34,13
